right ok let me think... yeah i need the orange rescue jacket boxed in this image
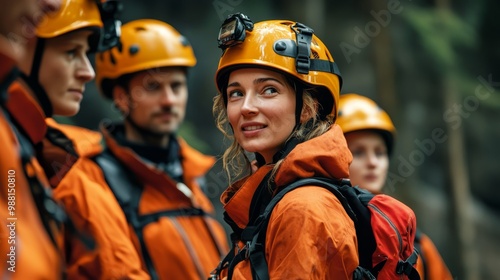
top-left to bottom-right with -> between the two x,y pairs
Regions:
6,81 -> 150,279
415,231 -> 453,280
220,125 -> 359,279
0,59 -> 63,278
44,120 -> 151,280
85,123 -> 229,279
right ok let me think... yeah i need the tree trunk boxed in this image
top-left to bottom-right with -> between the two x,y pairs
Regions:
436,0 -> 479,279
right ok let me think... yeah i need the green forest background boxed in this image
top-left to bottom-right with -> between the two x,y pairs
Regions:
55,0 -> 500,279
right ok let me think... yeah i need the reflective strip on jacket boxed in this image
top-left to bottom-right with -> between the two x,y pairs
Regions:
220,125 -> 359,279
0,63 -> 63,278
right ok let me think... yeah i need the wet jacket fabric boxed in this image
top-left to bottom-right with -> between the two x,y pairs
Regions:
90,123 -> 229,280
6,81 -> 150,279
416,232 -> 453,280
1,68 -> 63,278
220,124 -> 359,280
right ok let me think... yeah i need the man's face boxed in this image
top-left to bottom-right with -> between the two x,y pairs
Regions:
119,68 -> 189,136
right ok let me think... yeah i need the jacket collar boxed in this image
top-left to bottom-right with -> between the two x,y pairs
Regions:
221,124 -> 352,229
5,80 -> 47,144
100,122 -> 216,207
45,118 -> 103,157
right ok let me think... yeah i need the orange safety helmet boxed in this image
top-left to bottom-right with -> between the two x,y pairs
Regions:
337,93 -> 396,154
95,19 -> 197,99
215,13 -> 342,120
36,0 -> 103,49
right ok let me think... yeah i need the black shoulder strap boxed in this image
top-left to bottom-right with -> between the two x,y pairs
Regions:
93,149 -> 162,279
94,149 -> 209,280
414,228 -> 427,280
217,177 -> 375,280
94,149 -> 141,214
94,149 -> 209,226
337,185 -> 376,269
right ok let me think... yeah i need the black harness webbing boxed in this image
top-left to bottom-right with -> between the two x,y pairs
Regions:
94,149 -> 224,280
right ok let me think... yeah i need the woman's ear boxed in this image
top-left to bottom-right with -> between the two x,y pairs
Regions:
112,86 -> 129,115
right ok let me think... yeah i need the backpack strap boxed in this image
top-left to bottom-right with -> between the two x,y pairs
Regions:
221,176 -> 421,280
413,229 -> 427,279
397,248 -> 420,280
246,177 -> 356,280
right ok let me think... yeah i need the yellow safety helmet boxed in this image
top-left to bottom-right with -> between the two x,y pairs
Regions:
96,19 -> 197,99
36,0 -> 103,50
337,93 -> 396,153
215,13 -> 342,120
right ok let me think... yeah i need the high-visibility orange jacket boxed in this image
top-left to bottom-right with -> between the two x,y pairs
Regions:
220,125 -> 359,279
415,231 -> 453,280
0,56 -> 63,278
44,120 -> 151,280
6,81 -> 150,279
79,123 -> 229,280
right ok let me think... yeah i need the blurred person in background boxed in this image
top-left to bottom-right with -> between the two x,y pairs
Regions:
0,0 -> 65,278
94,19 -> 228,279
4,0 -> 150,278
337,93 -> 454,280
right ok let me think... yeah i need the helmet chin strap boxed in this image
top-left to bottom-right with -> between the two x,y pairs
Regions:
295,84 -> 303,125
20,38 -> 53,117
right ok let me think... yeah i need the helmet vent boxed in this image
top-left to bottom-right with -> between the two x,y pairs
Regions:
129,44 -> 139,55
279,21 -> 294,26
311,50 -> 319,59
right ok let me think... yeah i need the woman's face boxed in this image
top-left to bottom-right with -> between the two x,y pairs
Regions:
40,29 -> 95,116
345,130 -> 389,193
226,68 -> 297,164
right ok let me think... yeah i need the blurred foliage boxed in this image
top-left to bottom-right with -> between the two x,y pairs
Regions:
178,120 -> 212,154
403,7 -> 476,70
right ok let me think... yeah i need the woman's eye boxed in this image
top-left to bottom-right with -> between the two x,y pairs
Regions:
227,90 -> 243,99
262,87 -> 278,95
66,49 -> 77,57
375,149 -> 387,157
351,150 -> 364,157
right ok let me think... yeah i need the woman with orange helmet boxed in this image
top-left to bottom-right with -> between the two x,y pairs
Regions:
211,13 -> 358,279
3,0 -> 150,278
337,93 -> 454,280
92,19 -> 229,280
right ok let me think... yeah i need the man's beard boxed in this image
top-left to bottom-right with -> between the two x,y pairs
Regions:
125,106 -> 179,139
125,115 -> 172,139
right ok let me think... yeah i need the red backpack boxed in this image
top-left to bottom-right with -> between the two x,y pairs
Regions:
210,177 -> 420,280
